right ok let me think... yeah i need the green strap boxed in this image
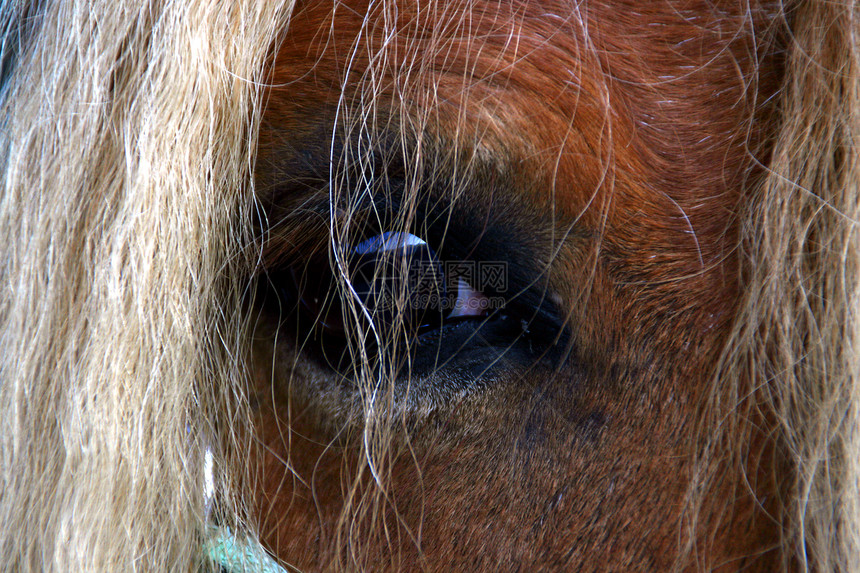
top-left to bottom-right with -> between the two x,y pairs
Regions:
203,527 -> 291,573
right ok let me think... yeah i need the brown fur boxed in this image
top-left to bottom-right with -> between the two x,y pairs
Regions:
253,0 -> 783,570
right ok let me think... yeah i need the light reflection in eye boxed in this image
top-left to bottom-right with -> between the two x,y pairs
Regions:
352,231 -> 428,255
348,232 -> 489,331
447,277 -> 489,319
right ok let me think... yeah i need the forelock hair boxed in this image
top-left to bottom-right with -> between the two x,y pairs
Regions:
717,1 -> 860,569
0,0 -> 293,569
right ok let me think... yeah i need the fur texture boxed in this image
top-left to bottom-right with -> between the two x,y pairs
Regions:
0,0 -> 858,571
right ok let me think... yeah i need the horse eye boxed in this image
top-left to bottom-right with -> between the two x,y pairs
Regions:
292,232 -> 490,338
350,231 -> 489,333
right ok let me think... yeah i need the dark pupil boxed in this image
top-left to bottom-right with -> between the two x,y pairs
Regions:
350,232 -> 446,332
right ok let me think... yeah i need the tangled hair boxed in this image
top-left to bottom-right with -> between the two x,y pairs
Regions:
0,0 -> 292,568
719,1 -> 860,568
0,0 -> 858,571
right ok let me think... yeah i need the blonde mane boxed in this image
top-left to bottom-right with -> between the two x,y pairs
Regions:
0,0 -> 292,568
0,0 -> 857,571
716,2 -> 860,569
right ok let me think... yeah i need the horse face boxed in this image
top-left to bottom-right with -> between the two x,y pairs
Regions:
252,0 -> 781,569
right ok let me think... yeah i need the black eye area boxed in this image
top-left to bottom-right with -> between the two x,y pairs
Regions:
351,232 -> 446,332
293,232 -> 490,339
